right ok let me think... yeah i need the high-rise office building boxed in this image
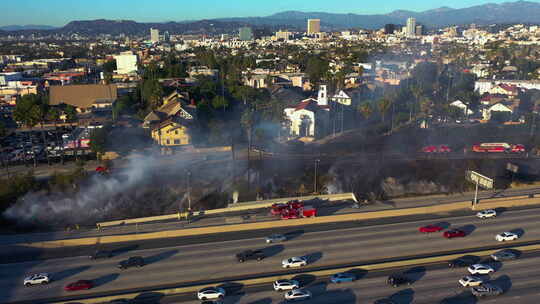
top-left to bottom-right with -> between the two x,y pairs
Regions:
150,28 -> 160,43
415,25 -> 423,36
307,19 -> 321,35
384,24 -> 395,35
406,17 -> 416,37
239,27 -> 254,41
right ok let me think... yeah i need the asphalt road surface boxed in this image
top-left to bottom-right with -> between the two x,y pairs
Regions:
1,208 -> 539,303
163,254 -> 540,304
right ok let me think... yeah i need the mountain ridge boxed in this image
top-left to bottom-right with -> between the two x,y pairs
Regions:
2,1 -> 540,36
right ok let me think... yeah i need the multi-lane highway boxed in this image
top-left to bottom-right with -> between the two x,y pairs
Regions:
163,254 -> 540,304
1,208 -> 540,303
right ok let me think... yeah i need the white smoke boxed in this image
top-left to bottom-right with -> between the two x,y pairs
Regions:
4,151 -> 240,227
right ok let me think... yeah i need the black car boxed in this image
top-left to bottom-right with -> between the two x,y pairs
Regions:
387,274 -> 411,287
117,256 -> 145,269
236,250 -> 265,262
89,250 -> 113,260
448,255 -> 479,268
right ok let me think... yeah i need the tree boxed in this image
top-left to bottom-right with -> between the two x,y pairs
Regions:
89,128 -> 108,159
102,60 -> 117,74
211,95 -> 229,111
13,94 -> 41,128
377,97 -> 392,122
358,102 -> 373,120
306,56 -> 330,87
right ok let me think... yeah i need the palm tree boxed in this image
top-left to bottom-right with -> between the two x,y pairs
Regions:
377,97 -> 392,122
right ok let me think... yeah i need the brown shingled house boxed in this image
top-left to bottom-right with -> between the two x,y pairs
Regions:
49,84 -> 117,113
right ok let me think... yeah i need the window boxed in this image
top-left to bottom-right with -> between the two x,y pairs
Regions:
166,139 -> 170,145
174,139 -> 180,144
175,130 -> 178,135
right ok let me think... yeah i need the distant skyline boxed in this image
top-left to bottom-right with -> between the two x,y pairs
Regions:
2,0 -> 539,27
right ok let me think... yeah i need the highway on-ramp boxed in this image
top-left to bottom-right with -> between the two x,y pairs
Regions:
1,208 -> 539,303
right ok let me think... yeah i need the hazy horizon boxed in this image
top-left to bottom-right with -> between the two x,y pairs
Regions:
2,0 -> 539,27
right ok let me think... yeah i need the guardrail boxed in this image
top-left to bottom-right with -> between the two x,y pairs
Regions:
96,193 -> 357,228
49,242 -> 540,304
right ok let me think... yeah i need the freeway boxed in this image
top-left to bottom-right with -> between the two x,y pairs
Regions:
1,208 -> 540,303
2,183 -> 539,249
164,254 -> 540,304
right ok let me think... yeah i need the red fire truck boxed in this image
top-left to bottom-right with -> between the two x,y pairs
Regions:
422,145 -> 452,153
281,205 -> 317,220
472,143 -> 525,153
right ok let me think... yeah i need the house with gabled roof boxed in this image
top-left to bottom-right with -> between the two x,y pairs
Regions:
283,87 -> 330,140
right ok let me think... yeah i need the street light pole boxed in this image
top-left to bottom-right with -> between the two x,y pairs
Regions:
314,159 -> 320,194
187,170 -> 192,211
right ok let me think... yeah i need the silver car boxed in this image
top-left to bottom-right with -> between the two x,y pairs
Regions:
273,279 -> 300,291
471,283 -> 503,297
266,234 -> 287,243
490,249 -> 518,261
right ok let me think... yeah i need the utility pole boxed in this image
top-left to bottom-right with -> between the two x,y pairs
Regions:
314,159 -> 320,194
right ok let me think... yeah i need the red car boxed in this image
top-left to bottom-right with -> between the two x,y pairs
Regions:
64,280 -> 93,291
271,203 -> 288,215
287,200 -> 304,209
419,225 -> 444,233
443,229 -> 466,239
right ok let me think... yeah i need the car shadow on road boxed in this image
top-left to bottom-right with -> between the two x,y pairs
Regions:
305,252 -> 323,264
510,228 -> 525,238
218,281 -> 245,296
404,266 -> 426,284
111,244 -> 139,257
132,291 -> 165,304
52,265 -> 91,281
494,207 -> 507,216
247,298 -> 272,304
344,268 -> 368,280
490,274 -> 512,293
389,288 -> 415,304
284,230 -> 304,241
440,290 -> 477,304
292,274 -> 317,287
144,249 -> 179,265
434,221 -> 451,229
91,273 -> 119,288
460,224 -> 476,236
323,288 -> 357,303
487,260 -> 503,272
308,281 -> 328,296
262,244 -> 284,258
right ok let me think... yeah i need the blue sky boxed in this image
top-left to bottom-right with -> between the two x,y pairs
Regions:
2,0 -> 537,26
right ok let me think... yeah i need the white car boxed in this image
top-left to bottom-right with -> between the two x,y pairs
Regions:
285,289 -> 312,301
23,273 -> 50,286
459,275 -> 485,287
477,209 -> 497,219
273,279 -> 300,291
282,256 -> 308,268
468,264 -> 495,275
266,234 -> 287,243
197,287 -> 226,300
495,232 -> 519,242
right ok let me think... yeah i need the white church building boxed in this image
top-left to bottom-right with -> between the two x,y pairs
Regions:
283,85 -> 330,140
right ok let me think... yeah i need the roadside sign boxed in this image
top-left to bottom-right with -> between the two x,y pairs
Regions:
466,170 -> 494,189
506,163 -> 519,174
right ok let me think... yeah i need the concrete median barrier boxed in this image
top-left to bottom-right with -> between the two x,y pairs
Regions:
96,193 -> 358,228
51,243 -> 540,304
